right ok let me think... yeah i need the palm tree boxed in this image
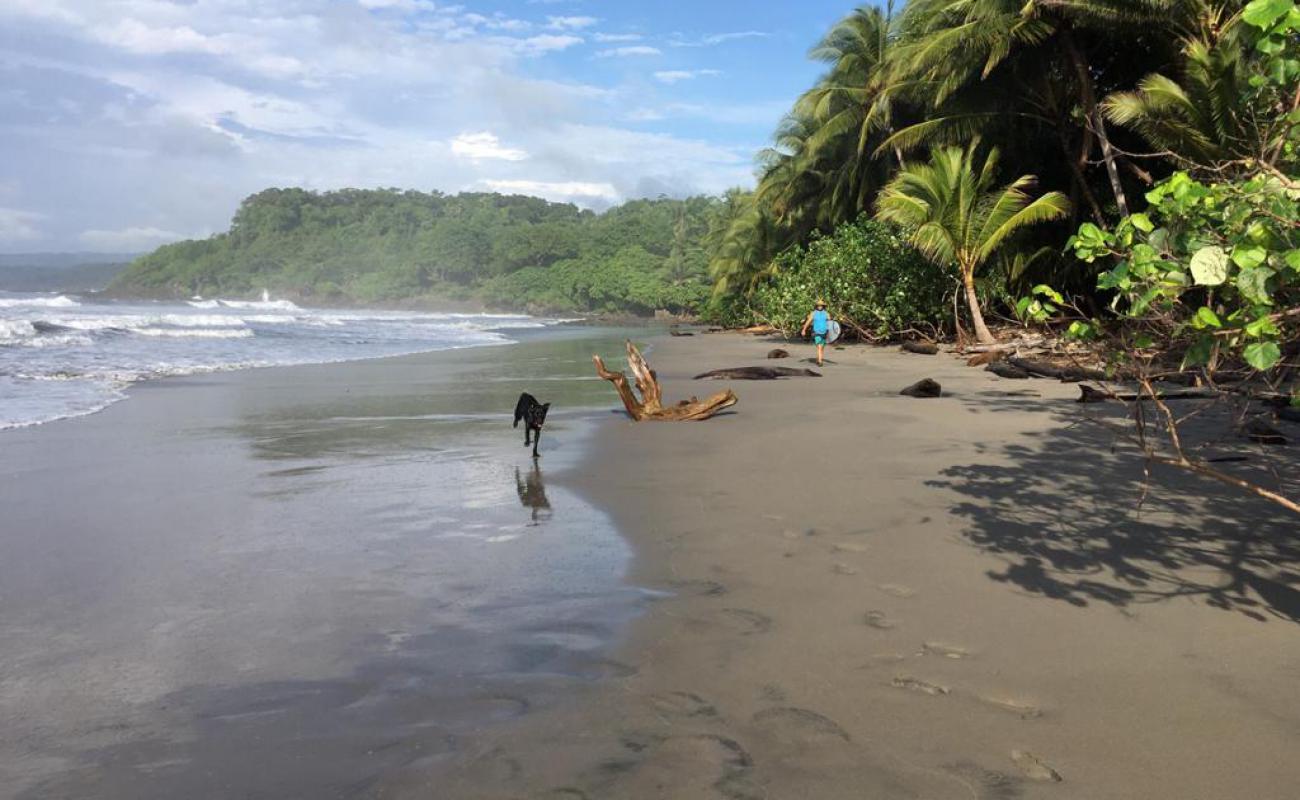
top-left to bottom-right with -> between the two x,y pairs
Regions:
1102,9 -> 1272,171
886,0 -> 1188,216
875,144 -> 1071,344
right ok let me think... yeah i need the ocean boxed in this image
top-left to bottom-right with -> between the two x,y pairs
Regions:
0,290 -> 572,429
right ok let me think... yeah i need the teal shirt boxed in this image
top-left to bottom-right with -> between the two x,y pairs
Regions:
811,309 -> 829,335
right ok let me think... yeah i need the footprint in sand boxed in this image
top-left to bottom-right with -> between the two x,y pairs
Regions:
751,706 -> 851,744
891,676 -> 950,696
831,541 -> 868,554
832,563 -> 861,576
945,762 -> 1023,800
878,583 -> 917,598
668,578 -> 728,598
864,610 -> 899,629
1011,750 -> 1063,782
649,691 -> 718,720
922,641 -> 971,659
719,608 -> 773,635
598,733 -> 756,800
979,695 -> 1044,720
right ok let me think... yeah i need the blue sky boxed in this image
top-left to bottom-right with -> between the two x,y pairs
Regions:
0,0 -> 865,252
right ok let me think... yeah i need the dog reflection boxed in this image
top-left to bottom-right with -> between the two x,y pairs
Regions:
515,464 -> 552,524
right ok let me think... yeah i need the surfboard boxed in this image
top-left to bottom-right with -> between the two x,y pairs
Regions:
827,320 -> 842,344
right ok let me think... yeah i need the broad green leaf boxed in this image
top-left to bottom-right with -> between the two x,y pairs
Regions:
1285,249 -> 1300,271
1245,315 -> 1280,337
1129,213 -> 1154,232
1133,333 -> 1155,349
1065,321 -> 1096,341
1189,246 -> 1229,286
1236,266 -> 1275,304
1243,341 -> 1282,371
1032,284 -> 1064,304
1182,336 -> 1216,368
1244,0 -> 1290,31
1231,244 -> 1267,269
1194,306 -> 1222,329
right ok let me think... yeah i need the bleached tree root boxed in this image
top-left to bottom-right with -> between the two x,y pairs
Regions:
593,340 -> 738,421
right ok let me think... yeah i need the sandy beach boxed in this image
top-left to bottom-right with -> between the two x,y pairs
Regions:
421,331 -> 1300,800
3,328 -> 1297,799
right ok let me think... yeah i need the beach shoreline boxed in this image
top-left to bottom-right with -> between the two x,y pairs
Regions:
437,330 -> 1300,799
3,327 -> 1297,799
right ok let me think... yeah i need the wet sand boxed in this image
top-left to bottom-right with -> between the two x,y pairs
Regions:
0,327 -> 652,799
429,332 -> 1300,799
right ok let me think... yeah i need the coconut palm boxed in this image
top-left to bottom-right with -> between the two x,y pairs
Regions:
875,144 -> 1071,344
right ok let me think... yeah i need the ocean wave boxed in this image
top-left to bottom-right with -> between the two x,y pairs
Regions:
0,295 -> 80,308
134,327 -> 255,339
188,298 -> 301,311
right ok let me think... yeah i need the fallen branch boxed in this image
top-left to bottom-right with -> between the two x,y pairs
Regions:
694,366 -> 820,380
594,341 -> 738,421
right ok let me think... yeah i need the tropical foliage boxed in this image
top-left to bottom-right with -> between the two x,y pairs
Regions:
875,144 -> 1070,342
705,0 -> 1297,350
112,189 -> 724,315
749,218 -> 949,337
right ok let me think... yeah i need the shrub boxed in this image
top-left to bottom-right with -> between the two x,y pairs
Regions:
751,218 -> 949,338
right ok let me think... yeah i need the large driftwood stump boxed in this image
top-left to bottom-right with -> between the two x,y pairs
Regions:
593,341 -> 738,421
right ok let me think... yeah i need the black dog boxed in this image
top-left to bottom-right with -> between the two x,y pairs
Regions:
513,392 -> 550,458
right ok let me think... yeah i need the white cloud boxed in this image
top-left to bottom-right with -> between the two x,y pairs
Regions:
546,16 -> 597,30
78,226 -> 186,252
0,208 -> 45,244
450,132 -> 529,161
670,31 -> 769,47
481,179 -> 618,201
595,46 -> 661,58
653,69 -> 722,84
511,34 -> 583,55
0,0 -> 770,249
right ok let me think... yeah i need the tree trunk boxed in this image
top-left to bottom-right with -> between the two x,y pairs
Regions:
593,341 -> 738,421
962,268 -> 996,345
1061,27 -> 1129,216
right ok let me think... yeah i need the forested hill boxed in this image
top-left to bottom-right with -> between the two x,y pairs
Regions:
110,188 -> 723,315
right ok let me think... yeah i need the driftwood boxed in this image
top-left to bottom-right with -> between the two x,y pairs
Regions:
695,366 -> 820,380
986,362 -> 1031,380
901,378 -> 942,398
669,330 -> 694,337
594,341 -> 737,421
901,340 -> 940,355
1007,357 -> 1106,382
1076,385 -> 1221,403
967,350 -> 1005,367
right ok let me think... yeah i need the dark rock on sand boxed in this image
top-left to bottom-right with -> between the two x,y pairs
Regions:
767,349 -> 790,359
1078,385 -> 1109,403
900,379 -> 942,398
694,366 -> 821,380
901,341 -> 939,355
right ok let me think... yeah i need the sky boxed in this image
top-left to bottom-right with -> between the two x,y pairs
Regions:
0,0 -> 864,254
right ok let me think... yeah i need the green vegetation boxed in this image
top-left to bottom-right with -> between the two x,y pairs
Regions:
112,190 -> 720,315
748,218 -> 947,338
706,0 -> 1297,356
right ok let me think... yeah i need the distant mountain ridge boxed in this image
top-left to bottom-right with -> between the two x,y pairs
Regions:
109,188 -> 723,315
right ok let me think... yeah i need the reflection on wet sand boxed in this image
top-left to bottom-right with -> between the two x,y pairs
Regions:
516,464 -> 552,524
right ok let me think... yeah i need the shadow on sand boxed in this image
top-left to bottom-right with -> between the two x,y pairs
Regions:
929,408 -> 1300,623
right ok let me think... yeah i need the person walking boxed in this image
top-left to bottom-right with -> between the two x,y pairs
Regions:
800,298 -> 831,367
